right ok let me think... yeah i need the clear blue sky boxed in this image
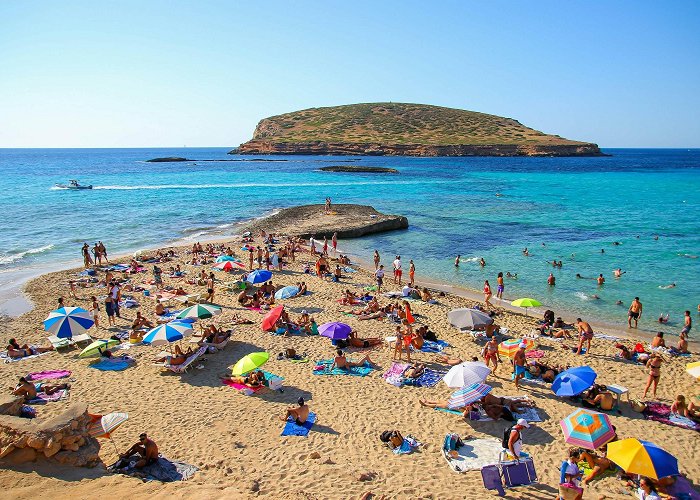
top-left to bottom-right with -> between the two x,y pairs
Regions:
1,1 -> 698,148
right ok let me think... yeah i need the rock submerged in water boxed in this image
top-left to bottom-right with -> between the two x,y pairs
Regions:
319,166 -> 399,173
146,157 -> 191,162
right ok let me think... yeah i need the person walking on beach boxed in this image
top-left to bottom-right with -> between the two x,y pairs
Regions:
628,297 -> 643,328
332,232 -> 338,256
513,343 -> 527,389
205,273 -> 215,303
92,243 -> 100,265
309,237 -> 316,256
375,265 -> 385,294
496,272 -> 504,300
455,255 -> 461,267
110,281 -> 121,318
575,318 -> 594,355
373,250 -> 380,270
393,256 -> 402,285
98,241 -> 109,264
483,280 -> 492,308
409,260 -> 415,287
90,295 -> 100,329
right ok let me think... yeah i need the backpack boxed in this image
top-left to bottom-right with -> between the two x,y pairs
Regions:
502,425 -> 517,449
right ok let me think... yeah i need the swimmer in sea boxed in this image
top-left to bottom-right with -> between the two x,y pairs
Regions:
506,272 -> 517,279
615,300 -> 623,305
590,294 -> 600,300
601,249 -> 605,254
614,268 -> 625,278
658,313 -> 669,324
659,283 -> 676,289
522,248 -> 529,257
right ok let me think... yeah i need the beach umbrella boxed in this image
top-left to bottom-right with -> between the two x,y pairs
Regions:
230,351 -> 269,376
88,412 -> 128,439
511,298 -> 542,315
261,305 -> 284,331
245,269 -> 272,284
215,255 -> 239,263
448,383 -> 493,409
447,308 -> 493,330
552,366 -> 597,396
79,338 -> 120,358
560,409 -> 616,450
142,321 -> 193,346
606,439 -> 678,480
319,322 -> 352,340
274,286 -> 300,300
498,338 -> 536,358
213,260 -> 245,272
443,361 -> 491,388
686,361 -> 700,379
176,303 -> 222,320
44,306 -> 94,338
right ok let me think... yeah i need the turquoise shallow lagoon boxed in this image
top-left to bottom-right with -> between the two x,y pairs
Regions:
0,148 -> 697,331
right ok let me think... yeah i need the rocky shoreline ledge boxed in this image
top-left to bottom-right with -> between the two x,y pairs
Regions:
240,204 -> 408,239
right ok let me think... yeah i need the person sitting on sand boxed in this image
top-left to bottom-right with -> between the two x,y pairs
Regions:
129,329 -> 144,344
575,318 -> 594,355
339,289 -> 359,305
348,330 -> 383,349
153,345 -> 195,365
155,302 -> 168,316
420,287 -> 434,302
675,330 -> 689,354
237,290 -> 253,306
615,343 -> 633,360
280,397 -> 310,425
582,384 -> 615,411
132,311 -> 153,330
651,331 -> 666,348
119,433 -> 159,469
6,338 -> 54,359
580,443 -> 616,485
331,349 -> 378,370
671,394 -> 688,417
11,377 -> 70,402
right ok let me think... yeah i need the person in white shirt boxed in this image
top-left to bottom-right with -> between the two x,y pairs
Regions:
375,265 -> 385,294
637,477 -> 661,500
393,255 -> 402,285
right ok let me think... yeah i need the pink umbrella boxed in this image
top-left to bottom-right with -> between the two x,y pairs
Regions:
212,261 -> 245,272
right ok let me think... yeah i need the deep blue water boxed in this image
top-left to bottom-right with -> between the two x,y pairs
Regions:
0,148 -> 698,330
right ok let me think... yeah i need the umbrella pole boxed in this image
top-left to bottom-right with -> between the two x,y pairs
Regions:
110,437 -> 120,455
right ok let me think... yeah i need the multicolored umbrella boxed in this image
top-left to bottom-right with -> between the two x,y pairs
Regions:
447,308 -> 493,330
215,255 -> 239,263
448,383 -> 492,409
44,306 -> 94,338
443,361 -> 491,388
607,439 -> 678,480
511,298 -> 542,315
560,409 -> 615,450
274,286 -> 300,300
261,305 -> 284,331
88,412 -> 129,439
498,338 -> 536,358
142,321 -> 193,346
79,338 -> 120,358
213,260 -> 245,272
176,303 -> 222,320
552,366 -> 597,396
245,269 -> 272,283
230,351 -> 269,376
319,322 -> 352,340
686,361 -> 700,379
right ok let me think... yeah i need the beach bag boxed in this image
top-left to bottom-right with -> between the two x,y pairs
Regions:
630,399 -> 646,413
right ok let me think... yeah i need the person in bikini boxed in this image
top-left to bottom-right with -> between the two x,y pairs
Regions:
220,370 -> 266,387
280,397 -> 310,425
481,337 -> 499,372
6,339 -> 54,359
152,345 -> 195,365
348,329 -> 383,348
642,352 -> 664,399
11,377 -> 70,401
331,349 -> 378,370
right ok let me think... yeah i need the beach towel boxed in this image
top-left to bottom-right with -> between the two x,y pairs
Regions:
312,359 -> 373,376
27,389 -> 68,404
419,340 -> 449,353
223,379 -> 265,395
405,368 -> 446,388
525,350 -> 545,359
281,412 -> 316,437
393,436 -> 421,455
665,475 -> 700,499
594,333 -> 622,341
90,358 -> 132,371
435,407 -> 464,416
383,362 -> 410,386
109,455 -> 198,482
26,370 -> 71,381
0,350 -> 52,363
469,397 -> 543,423
643,402 -> 700,432
443,437 -> 503,472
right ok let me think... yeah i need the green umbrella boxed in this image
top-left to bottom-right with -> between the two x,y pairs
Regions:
511,297 -> 542,316
79,338 -> 120,358
176,304 -> 222,320
230,352 -> 269,376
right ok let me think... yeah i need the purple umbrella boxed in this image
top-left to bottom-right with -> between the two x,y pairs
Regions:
319,322 -> 352,340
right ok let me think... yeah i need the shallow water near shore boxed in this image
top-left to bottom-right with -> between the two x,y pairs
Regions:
0,147 -> 698,333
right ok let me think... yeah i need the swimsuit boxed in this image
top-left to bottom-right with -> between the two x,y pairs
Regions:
514,364 -> 527,376
629,310 -> 639,319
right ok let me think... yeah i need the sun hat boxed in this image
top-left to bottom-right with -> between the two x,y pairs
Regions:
516,418 -> 530,428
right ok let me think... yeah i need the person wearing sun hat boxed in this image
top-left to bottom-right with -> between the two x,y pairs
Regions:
506,418 -> 530,461
513,342 -> 528,389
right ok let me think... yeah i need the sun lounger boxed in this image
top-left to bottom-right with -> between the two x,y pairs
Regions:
156,346 -> 207,374
47,333 -> 92,351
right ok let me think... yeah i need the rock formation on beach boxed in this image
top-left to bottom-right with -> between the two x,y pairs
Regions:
240,204 -> 408,239
237,102 -> 603,157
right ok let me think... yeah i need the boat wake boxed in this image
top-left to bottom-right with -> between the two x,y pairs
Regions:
0,244 -> 55,265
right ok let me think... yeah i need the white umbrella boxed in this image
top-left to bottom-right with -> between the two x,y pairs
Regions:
447,308 -> 493,330
443,361 -> 492,388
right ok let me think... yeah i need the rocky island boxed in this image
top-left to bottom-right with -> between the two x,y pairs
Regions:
240,204 -> 408,239
319,166 -> 399,173
235,102 -> 603,157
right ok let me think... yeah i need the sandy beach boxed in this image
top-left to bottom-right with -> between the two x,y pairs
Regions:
1,230 -> 699,500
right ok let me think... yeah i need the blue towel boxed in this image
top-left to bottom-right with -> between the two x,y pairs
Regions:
281,412 -> 316,436
434,407 -> 463,415
312,359 -> 373,376
412,368 -> 446,387
420,340 -> 449,353
90,360 -> 130,371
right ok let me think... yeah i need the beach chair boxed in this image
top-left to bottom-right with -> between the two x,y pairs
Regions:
48,333 -> 92,351
157,346 -> 207,374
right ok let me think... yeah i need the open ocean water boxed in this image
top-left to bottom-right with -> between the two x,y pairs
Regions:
0,147 -> 698,332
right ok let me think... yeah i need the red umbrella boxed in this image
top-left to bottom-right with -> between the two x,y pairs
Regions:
261,305 -> 284,331
212,261 -> 245,272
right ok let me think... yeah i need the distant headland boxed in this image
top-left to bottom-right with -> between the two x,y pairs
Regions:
234,102 -> 603,157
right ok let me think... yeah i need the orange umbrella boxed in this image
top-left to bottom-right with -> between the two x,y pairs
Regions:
261,305 -> 284,331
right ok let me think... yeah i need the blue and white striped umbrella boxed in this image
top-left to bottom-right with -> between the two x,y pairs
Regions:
44,307 -> 94,339
142,321 -> 193,347
245,269 -> 272,284
274,286 -> 299,300
447,383 -> 492,409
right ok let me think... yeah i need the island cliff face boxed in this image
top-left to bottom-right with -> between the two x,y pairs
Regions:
236,103 -> 603,157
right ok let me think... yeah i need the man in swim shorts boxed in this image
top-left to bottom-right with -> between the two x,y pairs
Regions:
393,255 -> 402,285
628,297 -> 642,328
575,318 -> 594,355
280,397 -> 310,425
513,343 -> 527,389
120,433 -> 159,468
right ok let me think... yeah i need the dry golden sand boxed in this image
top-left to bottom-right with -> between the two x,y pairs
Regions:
0,239 -> 698,500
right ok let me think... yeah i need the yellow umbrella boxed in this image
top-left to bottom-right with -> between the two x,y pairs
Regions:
686,361 -> 700,379
606,438 -> 678,480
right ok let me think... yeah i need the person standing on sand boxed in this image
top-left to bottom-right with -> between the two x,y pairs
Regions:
322,236 -> 328,256
642,352 -> 664,399
575,318 -> 593,355
375,265 -> 385,294
373,250 -> 380,269
205,272 -> 215,303
393,255 -> 402,285
98,241 -> 109,264
513,343 -> 527,389
309,237 -> 316,256
409,260 -> 415,287
248,248 -> 254,270
332,232 -> 338,256
81,243 -> 92,268
628,297 -> 643,328
483,280 -> 492,307
90,295 -> 100,329
496,272 -> 504,300
256,246 -> 263,269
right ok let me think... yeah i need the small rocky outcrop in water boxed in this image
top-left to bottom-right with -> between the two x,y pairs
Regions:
240,204 -> 408,239
319,166 -> 399,173
146,157 -> 191,162
0,396 -> 101,467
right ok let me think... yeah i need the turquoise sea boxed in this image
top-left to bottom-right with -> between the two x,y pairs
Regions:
0,148 -> 698,332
